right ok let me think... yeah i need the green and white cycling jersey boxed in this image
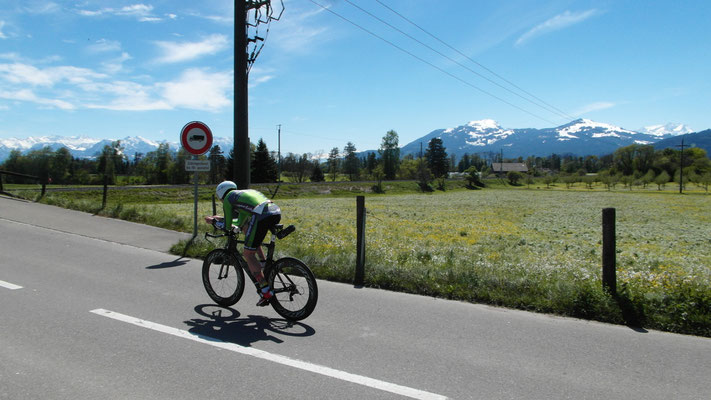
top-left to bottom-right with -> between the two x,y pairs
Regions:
222,189 -> 281,250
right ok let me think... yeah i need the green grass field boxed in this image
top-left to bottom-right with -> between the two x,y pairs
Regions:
14,180 -> 711,336
272,189 -> 711,336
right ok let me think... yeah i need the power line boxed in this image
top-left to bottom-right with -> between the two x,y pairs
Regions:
308,0 -> 558,125
343,0 -> 573,122
282,129 -> 344,143
373,0 -> 576,122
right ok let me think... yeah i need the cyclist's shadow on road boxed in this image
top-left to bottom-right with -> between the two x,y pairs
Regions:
184,304 -> 316,347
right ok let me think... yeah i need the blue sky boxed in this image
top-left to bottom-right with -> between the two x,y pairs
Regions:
1,0 -> 709,156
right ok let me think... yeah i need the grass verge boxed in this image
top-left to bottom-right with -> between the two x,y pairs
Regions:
20,180 -> 711,337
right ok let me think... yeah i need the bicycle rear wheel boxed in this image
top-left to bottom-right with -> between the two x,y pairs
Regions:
268,257 -> 318,321
202,249 -> 245,307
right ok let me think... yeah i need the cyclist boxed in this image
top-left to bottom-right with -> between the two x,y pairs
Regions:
205,181 -> 281,306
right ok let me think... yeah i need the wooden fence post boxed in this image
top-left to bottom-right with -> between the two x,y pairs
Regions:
355,195 -> 366,287
102,176 -> 108,209
602,208 -> 617,295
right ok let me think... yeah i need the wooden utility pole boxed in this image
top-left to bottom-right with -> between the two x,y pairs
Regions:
602,208 -> 617,295
677,138 -> 687,194
355,196 -> 366,287
234,1 -> 250,189
277,124 -> 281,182
234,1 -> 281,189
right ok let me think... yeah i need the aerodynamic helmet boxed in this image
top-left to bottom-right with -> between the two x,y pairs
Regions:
216,180 -> 237,200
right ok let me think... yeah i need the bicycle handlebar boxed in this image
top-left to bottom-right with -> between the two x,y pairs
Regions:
205,231 -> 230,239
204,224 -> 296,240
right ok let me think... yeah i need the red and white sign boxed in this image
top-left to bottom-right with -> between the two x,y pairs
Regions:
180,121 -> 213,155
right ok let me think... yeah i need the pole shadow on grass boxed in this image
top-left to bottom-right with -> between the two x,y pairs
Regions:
179,235 -> 201,258
613,291 -> 648,333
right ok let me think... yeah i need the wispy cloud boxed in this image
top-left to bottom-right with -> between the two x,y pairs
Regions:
87,39 -> 122,53
23,2 -> 60,15
0,63 -> 58,86
248,67 -> 275,88
269,6 -> 329,54
160,69 -> 232,111
153,34 -> 228,64
0,52 -> 20,61
516,9 -> 599,46
84,80 -> 171,111
77,4 -> 161,22
101,52 -> 132,74
85,68 -> 231,112
573,101 -> 616,115
0,63 -> 107,86
0,60 -> 231,112
0,89 -> 75,110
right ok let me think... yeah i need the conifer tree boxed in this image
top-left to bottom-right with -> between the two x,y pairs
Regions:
251,138 -> 278,183
343,142 -> 359,181
425,137 -> 448,178
310,161 -> 325,182
379,130 -> 400,180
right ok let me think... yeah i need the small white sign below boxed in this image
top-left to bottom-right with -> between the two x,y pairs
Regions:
185,160 -> 211,172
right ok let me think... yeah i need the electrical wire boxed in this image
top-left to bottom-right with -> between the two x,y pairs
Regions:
246,0 -> 285,73
308,0 -> 558,125
343,0 -> 572,122
373,0 -> 576,121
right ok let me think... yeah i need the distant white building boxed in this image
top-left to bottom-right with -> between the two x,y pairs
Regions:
491,163 -> 528,175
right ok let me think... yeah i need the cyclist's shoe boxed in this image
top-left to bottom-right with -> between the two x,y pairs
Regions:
256,286 -> 273,307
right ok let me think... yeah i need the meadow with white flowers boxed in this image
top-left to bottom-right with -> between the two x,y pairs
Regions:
35,184 -> 710,336
271,190 -> 710,336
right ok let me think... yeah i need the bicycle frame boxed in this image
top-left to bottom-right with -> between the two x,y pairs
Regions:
206,225 -> 293,291
202,223 -> 316,320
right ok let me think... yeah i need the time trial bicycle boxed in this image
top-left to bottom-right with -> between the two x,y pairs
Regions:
202,224 -> 318,321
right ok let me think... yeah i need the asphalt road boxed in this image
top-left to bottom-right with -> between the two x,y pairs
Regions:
1,196 -> 709,399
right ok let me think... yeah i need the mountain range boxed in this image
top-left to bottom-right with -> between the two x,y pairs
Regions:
0,135 -> 234,163
399,119 -> 700,159
0,119 -> 707,163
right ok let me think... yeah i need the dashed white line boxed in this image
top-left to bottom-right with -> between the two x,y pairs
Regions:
90,308 -> 447,400
0,280 -> 23,290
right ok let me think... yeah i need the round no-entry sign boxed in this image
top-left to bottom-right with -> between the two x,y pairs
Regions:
180,121 -> 213,155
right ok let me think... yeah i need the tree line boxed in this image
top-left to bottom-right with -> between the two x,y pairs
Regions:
2,130 -> 710,191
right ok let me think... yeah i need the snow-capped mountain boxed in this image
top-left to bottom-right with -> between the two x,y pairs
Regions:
0,135 -> 234,162
1,119 -> 704,163
639,123 -> 694,137
0,135 -> 100,153
400,119 -> 688,159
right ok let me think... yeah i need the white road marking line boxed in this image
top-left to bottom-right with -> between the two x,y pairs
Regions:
0,280 -> 23,290
90,308 -> 447,400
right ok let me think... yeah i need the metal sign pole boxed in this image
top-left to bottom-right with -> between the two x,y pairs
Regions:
180,121 -> 213,239
193,155 -> 199,238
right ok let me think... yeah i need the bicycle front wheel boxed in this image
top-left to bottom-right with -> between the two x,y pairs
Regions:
268,257 -> 318,321
202,249 -> 245,307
